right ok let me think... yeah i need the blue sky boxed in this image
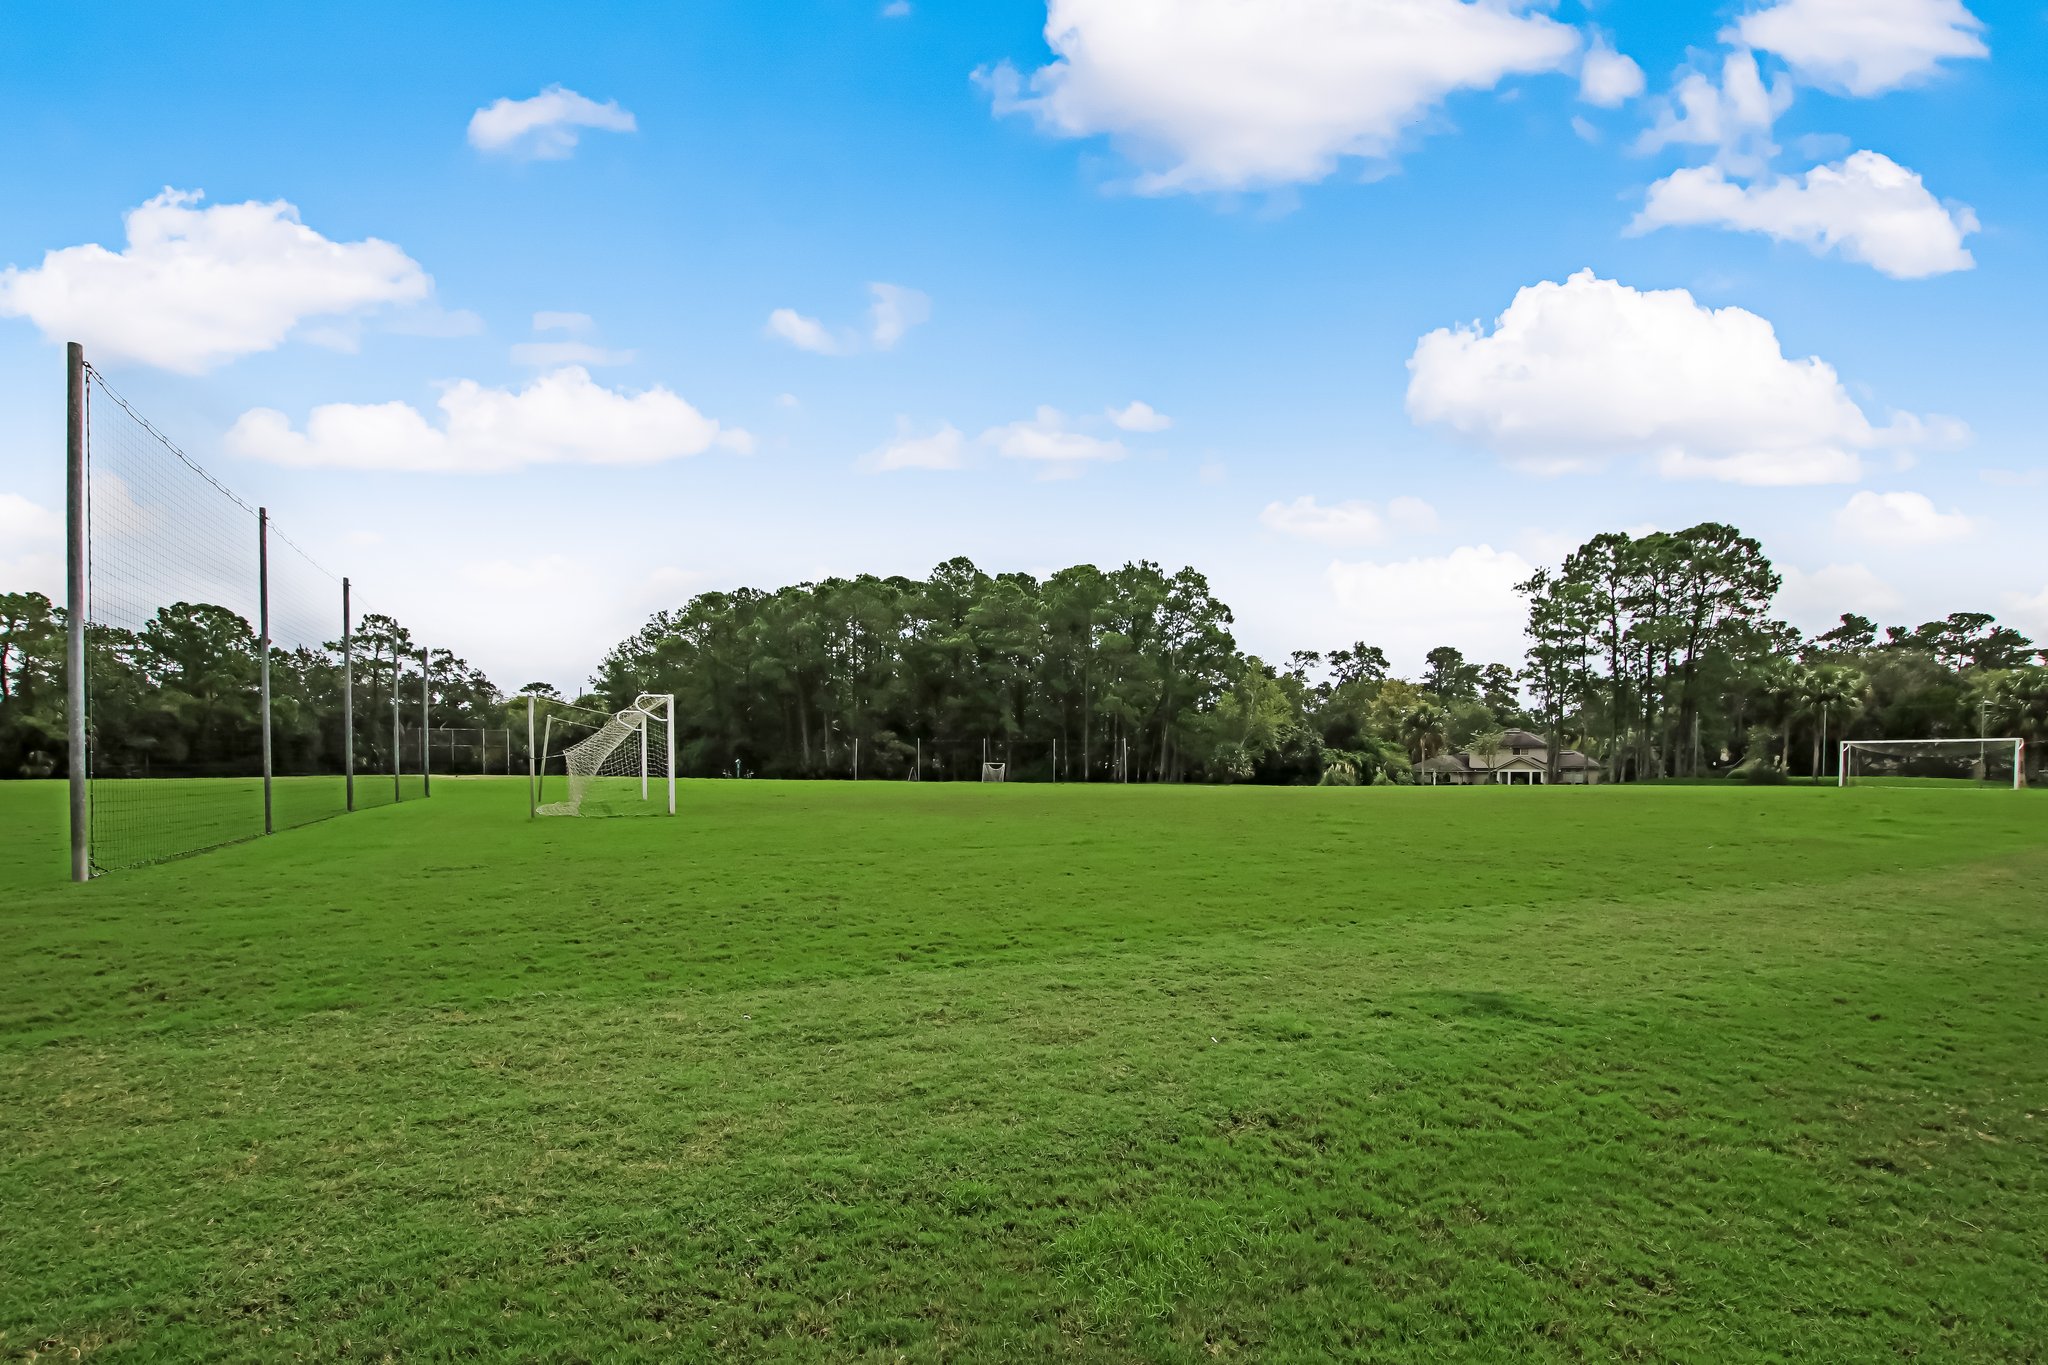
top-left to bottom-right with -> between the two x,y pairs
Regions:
2,0 -> 2042,690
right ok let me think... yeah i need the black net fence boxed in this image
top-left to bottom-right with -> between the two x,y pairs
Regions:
427,727 -> 515,776
265,522 -> 349,832
80,365 -> 434,872
744,736 -> 1128,782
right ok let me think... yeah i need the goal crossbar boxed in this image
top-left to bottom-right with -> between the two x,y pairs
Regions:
1839,737 -> 2024,789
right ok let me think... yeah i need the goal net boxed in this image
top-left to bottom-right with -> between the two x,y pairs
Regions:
1839,738 -> 2024,789
981,762 -> 1006,783
537,694 -> 675,817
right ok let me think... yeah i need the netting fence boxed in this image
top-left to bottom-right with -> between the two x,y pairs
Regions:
709,735 -> 1132,782
427,728 -> 514,776
71,347 -> 435,875
906,738 -> 1131,783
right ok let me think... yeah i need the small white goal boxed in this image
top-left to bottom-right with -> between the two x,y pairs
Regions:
1839,737 -> 2024,789
536,694 -> 676,817
981,762 -> 1006,783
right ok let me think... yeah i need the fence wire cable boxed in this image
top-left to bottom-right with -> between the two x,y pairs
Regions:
79,366 -> 428,870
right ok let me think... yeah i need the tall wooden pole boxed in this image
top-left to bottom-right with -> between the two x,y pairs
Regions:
258,508 -> 273,835
65,343 -> 89,881
342,578 -> 354,811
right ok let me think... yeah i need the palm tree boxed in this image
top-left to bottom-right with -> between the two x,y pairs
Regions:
1755,657 -> 1804,774
1799,663 -> 1865,782
1401,700 -> 1449,761
1986,667 -> 2048,783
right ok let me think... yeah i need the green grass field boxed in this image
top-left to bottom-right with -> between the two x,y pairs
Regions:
3,780 -> 2044,1361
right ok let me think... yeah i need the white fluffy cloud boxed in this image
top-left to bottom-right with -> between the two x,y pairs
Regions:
980,0 -> 1580,193
1579,36 -> 1645,107
764,308 -> 847,355
0,492 -> 61,546
1259,494 -> 1438,546
1326,544 -> 1535,667
1636,50 -> 1791,174
467,86 -> 638,159
533,311 -> 594,334
1776,562 -> 1903,628
435,556 -> 712,693
2005,584 -> 2048,640
1835,490 -> 1974,545
1729,0 -> 1987,97
1634,151 -> 1976,279
226,367 -> 749,473
981,407 -> 1125,465
1406,269 -> 1948,486
1107,400 -> 1172,432
1260,496 -> 1384,545
864,420 -> 966,472
0,189 -> 430,373
867,283 -> 930,349
767,283 -> 929,355
1387,495 -> 1440,533
0,492 -> 63,598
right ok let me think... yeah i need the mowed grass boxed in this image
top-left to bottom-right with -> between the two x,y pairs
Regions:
86,775 -> 420,873
2,780 -> 2045,1362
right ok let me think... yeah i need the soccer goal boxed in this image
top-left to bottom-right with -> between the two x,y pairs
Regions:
981,762 -> 1006,783
1839,738 -> 2024,789
536,694 -> 676,817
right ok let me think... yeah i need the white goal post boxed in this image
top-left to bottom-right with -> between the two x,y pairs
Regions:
1839,737 -> 2024,789
981,762 -> 1006,783
536,694 -> 676,816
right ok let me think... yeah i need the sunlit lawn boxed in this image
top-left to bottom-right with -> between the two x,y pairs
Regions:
2,778 -> 2044,1360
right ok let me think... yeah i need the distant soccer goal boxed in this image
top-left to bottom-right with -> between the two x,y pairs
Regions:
981,762 -> 1006,783
1839,738 -> 2024,789
535,694 -> 675,817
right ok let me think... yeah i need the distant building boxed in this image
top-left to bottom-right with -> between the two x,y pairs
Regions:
1415,728 -> 1604,786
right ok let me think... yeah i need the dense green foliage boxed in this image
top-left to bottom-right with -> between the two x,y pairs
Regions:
2,779 -> 2044,1359
591,533 -> 2047,784
592,557 -> 1247,781
1515,525 -> 2048,781
0,590 -> 502,781
9,519 -> 2048,787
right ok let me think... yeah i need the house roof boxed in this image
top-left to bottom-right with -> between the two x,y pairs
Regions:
1417,753 -> 1470,772
1501,729 -> 1548,750
1454,743 -> 1605,771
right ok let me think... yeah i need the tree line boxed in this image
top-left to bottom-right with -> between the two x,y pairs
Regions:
0,591 -> 503,780
7,521 -> 2046,783
589,559 -> 1242,781
1515,524 -> 2048,782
